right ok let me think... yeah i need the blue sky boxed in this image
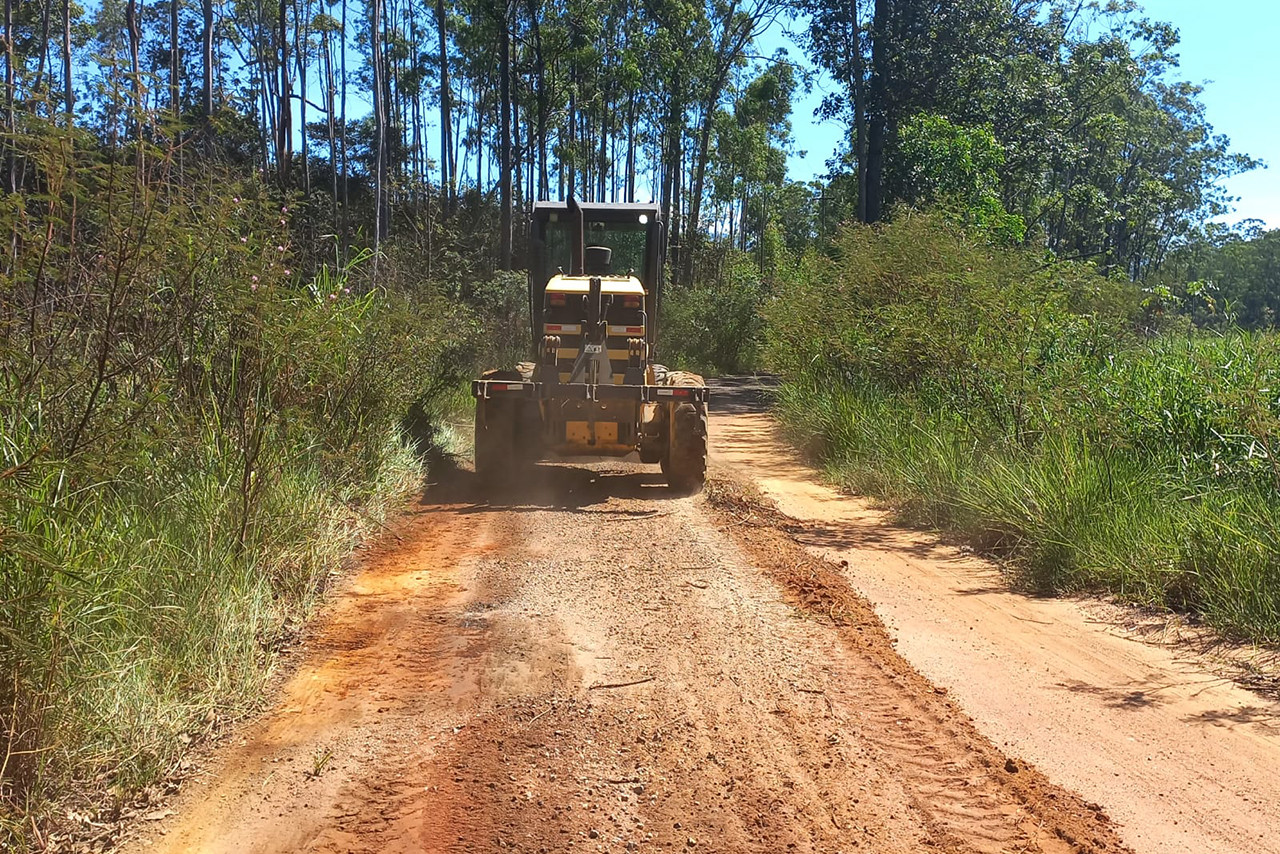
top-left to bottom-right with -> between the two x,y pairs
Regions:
763,1 -> 1279,229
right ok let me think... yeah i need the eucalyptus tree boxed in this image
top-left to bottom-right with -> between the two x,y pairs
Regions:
709,59 -> 796,251
201,0 -> 214,118
682,0 -> 787,269
798,0 -> 1254,277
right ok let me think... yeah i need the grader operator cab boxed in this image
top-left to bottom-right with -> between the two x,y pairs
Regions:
471,198 -> 709,492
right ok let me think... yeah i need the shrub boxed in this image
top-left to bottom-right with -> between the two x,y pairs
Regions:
0,134 -> 479,842
770,211 -> 1280,643
660,253 -> 766,375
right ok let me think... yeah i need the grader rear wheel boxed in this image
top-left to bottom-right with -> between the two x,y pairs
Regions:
659,371 -> 708,494
661,401 -> 708,493
474,397 -> 515,483
475,368 -> 529,484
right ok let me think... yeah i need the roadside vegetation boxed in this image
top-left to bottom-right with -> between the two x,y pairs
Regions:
0,128 -> 523,845
768,212 -> 1280,644
643,0 -> 1280,648
2,0 -> 1277,844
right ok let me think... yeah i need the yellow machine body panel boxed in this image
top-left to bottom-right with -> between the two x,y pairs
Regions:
544,273 -> 645,297
542,273 -> 648,401
565,420 -> 618,444
554,417 -> 632,456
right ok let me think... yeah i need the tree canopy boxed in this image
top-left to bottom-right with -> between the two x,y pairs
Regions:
0,0 -> 1259,284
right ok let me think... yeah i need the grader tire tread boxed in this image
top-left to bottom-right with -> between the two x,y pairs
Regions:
474,398 -> 514,484
659,368 -> 707,494
662,401 -> 707,493
475,368 -> 526,485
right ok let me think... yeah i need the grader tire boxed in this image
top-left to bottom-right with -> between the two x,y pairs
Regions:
474,397 -> 515,484
662,401 -> 708,493
475,368 -> 526,484
658,370 -> 708,494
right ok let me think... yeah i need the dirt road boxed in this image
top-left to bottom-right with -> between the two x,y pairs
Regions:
711,377 -> 1280,854
118,380 -> 1274,854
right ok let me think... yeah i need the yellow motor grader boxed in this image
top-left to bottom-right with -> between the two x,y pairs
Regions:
472,198 -> 708,492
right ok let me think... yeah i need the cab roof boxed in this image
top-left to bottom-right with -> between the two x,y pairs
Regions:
532,201 -> 662,222
545,273 -> 645,295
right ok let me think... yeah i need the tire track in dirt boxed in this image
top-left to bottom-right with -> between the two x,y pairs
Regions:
709,480 -> 1114,853
123,502 -> 505,854
121,460 -> 1129,854
708,376 -> 1280,854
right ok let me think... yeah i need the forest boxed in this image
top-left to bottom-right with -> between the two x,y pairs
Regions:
1,0 -> 1276,846
0,0 -> 1260,275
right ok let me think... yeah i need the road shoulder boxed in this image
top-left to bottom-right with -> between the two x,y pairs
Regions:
711,408 -> 1280,854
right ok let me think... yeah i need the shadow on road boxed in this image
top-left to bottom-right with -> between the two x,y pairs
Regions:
707,374 -> 779,414
421,458 -> 676,514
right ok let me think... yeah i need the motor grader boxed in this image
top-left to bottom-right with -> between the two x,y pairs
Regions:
471,198 -> 709,492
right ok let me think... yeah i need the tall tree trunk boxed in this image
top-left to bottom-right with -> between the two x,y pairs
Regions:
63,0 -> 74,122
126,0 -> 143,144
597,90 -> 608,202
498,0 -> 511,268
36,0 -> 51,107
278,0 -> 292,187
865,0 -> 889,223
840,0 -> 869,223
527,0 -> 548,199
682,99 -> 717,284
685,8 -> 758,283
387,0 -> 401,199
625,97 -> 636,203
340,0 -> 348,253
201,0 -> 214,119
371,0 -> 388,244
170,0 -> 181,123
324,24 -> 337,231
566,15 -> 582,199
4,0 -> 13,192
435,0 -> 454,209
512,47 -> 522,224
567,89 -> 577,199
477,97 -> 485,189
295,0 -> 309,195
409,6 -> 424,191
382,0 -> 396,202
659,80 -> 683,263
671,121 -> 683,265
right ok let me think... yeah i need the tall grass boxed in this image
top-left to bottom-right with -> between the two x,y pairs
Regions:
0,131 -> 514,845
769,212 -> 1280,644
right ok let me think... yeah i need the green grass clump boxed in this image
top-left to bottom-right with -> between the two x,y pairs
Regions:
769,211 -> 1280,644
0,143 -> 508,846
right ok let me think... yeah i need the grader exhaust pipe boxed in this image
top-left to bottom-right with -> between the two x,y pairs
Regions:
567,194 -> 586,276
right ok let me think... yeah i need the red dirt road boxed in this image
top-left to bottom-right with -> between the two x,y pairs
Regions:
117,381 -> 1275,854
710,378 -> 1280,854
117,381 -> 1269,854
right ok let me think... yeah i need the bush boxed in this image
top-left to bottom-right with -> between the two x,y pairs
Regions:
660,253 -> 766,375
0,134 -> 481,842
770,211 -> 1280,643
